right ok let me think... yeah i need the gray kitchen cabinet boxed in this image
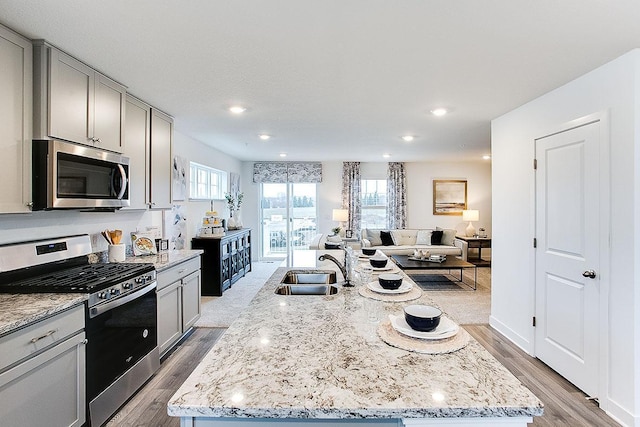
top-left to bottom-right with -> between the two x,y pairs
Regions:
157,257 -> 201,357
33,41 -> 126,153
150,108 -> 173,209
124,97 -> 175,210
124,95 -> 151,209
0,305 -> 86,427
0,24 -> 32,213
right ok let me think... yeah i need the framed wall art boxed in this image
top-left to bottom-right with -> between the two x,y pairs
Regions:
433,179 -> 467,215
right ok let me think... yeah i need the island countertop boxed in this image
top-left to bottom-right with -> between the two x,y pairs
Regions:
168,254 -> 543,423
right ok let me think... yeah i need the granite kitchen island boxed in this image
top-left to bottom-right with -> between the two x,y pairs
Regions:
168,252 -> 542,426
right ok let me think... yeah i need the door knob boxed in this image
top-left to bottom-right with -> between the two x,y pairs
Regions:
582,270 -> 597,279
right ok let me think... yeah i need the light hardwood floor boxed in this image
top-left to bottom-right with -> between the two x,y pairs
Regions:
108,325 -> 619,426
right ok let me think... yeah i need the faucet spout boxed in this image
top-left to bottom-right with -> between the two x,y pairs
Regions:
318,252 -> 353,287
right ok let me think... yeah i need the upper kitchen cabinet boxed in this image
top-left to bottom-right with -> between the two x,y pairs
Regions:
33,41 -> 126,153
124,97 -> 174,210
124,95 -> 151,209
150,109 -> 173,209
0,25 -> 32,213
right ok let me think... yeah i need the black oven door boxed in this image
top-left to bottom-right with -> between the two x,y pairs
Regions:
85,282 -> 157,403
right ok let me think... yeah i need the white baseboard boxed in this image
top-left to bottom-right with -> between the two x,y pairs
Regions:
488,315 -> 534,356
602,396 -> 636,427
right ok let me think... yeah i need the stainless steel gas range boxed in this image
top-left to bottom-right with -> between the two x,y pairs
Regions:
0,235 -> 160,427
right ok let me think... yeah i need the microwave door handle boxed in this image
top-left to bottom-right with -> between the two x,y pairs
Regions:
116,164 -> 127,200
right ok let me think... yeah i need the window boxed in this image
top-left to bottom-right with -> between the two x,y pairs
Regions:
189,162 -> 227,200
361,179 -> 387,228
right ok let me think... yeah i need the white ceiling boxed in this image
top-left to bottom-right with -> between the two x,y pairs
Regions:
2,1 -> 640,162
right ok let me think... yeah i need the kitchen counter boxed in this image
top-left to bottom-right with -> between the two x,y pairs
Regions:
0,293 -> 87,336
123,249 -> 203,272
0,250 -> 202,337
168,252 -> 543,426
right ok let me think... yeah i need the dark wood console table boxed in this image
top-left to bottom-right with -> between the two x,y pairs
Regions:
191,228 -> 252,296
455,235 -> 491,267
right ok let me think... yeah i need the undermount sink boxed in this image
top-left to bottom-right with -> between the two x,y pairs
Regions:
275,270 -> 339,295
274,284 -> 339,296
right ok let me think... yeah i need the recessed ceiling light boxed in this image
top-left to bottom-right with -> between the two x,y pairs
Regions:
259,134 -> 271,140
483,155 -> 491,160
382,153 -> 391,158
279,153 -> 287,158
401,135 -> 414,142
431,108 -> 448,117
229,106 -> 246,114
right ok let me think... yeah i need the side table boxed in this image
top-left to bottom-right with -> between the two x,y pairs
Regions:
455,236 -> 491,267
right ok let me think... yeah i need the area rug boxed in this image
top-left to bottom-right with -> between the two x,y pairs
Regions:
419,267 -> 492,325
195,261 -> 280,328
409,274 -> 468,291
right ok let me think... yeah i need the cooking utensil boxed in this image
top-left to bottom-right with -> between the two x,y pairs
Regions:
101,230 -> 112,245
109,230 -> 122,245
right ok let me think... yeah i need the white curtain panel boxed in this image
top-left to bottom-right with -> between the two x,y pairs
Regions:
341,162 -> 361,234
387,162 -> 407,229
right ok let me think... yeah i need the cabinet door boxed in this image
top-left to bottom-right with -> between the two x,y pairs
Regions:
0,332 -> 86,427
182,271 -> 201,331
124,95 -> 150,209
157,281 -> 182,356
0,25 -> 31,213
149,109 -> 172,209
49,48 -> 93,145
94,73 -> 125,153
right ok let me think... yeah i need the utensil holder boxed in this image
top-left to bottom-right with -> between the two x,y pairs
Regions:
108,244 -> 126,263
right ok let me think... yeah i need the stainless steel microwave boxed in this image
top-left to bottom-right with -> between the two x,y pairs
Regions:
32,140 -> 130,210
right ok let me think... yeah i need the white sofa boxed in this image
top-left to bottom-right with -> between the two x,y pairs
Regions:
310,228 -> 467,260
360,228 -> 465,259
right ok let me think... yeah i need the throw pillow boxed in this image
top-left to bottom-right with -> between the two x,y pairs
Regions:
441,229 -> 456,246
380,230 -> 395,246
415,230 -> 432,245
365,229 -> 383,247
436,226 -> 456,246
430,230 -> 443,245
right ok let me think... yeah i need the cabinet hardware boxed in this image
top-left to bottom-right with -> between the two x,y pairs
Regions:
30,328 -> 57,343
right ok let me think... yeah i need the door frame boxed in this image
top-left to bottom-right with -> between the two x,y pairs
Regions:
533,110 -> 611,406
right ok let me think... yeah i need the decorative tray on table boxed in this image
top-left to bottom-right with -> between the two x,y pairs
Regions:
408,255 -> 446,263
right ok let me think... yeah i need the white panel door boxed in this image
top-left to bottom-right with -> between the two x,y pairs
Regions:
534,120 -> 600,397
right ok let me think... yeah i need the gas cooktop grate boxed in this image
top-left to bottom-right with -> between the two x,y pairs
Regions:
0,263 -> 155,293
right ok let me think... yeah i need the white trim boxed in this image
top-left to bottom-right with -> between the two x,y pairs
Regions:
489,315 -> 534,356
402,417 -> 532,426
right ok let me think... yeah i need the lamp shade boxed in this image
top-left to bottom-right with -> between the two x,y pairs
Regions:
462,210 -> 479,222
332,209 -> 348,222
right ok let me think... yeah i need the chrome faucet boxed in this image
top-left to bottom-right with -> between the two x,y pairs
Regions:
318,247 -> 354,287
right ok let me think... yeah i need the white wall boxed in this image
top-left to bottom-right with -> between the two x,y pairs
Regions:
492,49 -> 640,426
171,129 -> 243,245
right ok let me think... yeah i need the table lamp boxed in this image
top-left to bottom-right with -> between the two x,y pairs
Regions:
462,209 -> 479,237
332,209 -> 348,234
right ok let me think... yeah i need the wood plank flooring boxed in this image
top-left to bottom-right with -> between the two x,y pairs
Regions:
465,324 -> 620,426
105,328 -> 225,427
107,325 -> 619,426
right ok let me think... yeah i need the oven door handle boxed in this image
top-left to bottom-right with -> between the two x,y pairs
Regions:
89,282 -> 157,318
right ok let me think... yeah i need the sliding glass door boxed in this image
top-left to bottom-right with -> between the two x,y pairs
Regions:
260,183 -> 317,259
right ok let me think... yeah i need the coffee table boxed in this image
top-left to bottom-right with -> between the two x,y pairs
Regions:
390,255 -> 477,290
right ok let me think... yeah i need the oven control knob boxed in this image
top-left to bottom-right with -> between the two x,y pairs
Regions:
110,288 -> 120,296
135,277 -> 144,284
123,282 -> 133,290
98,292 -> 108,300
145,275 -> 153,281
